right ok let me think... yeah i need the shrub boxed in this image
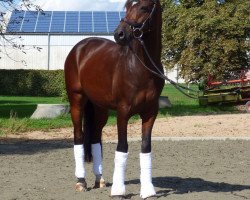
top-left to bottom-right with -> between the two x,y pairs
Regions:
0,70 -> 65,97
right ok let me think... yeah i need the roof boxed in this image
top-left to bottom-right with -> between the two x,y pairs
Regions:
6,10 -> 125,35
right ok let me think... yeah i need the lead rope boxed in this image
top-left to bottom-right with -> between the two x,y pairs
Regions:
130,39 -> 199,99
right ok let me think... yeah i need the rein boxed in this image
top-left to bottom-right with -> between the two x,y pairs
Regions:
130,39 -> 199,99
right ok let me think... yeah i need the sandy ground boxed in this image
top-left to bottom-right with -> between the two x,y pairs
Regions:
0,113 -> 250,200
0,140 -> 250,200
2,113 -> 249,141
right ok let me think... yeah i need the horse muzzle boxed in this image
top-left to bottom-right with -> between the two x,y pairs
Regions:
114,29 -> 130,46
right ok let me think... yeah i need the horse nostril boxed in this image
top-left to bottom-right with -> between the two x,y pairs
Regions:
118,31 -> 125,40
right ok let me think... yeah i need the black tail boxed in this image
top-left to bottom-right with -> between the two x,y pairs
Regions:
83,100 -> 95,162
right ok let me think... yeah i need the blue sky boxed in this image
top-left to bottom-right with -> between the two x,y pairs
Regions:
34,0 -> 126,11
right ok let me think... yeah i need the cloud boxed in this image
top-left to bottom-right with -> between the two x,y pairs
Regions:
34,0 -> 126,11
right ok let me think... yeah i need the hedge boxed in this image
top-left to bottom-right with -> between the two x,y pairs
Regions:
0,70 -> 65,97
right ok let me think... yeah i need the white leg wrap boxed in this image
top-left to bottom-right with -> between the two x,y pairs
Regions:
111,151 -> 128,196
140,153 -> 156,199
91,143 -> 103,176
74,145 -> 85,178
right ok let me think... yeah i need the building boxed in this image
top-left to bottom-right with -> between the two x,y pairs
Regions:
1,10 -> 124,70
1,10 -> 184,83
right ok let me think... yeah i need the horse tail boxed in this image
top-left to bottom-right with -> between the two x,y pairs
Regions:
83,100 -> 94,162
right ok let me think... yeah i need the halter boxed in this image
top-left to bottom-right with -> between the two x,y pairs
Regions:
121,0 -> 157,39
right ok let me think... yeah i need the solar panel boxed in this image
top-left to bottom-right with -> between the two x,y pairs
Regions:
79,11 -> 93,33
107,12 -> 120,33
65,12 -> 79,33
21,11 -> 38,32
50,11 -> 65,32
93,12 -> 107,33
35,11 -> 52,32
6,10 -> 24,32
6,10 -> 124,34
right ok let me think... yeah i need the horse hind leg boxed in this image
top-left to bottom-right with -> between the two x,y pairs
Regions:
91,105 -> 109,189
69,92 -> 88,192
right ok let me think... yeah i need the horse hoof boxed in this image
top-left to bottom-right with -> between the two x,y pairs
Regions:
75,182 -> 87,192
93,178 -> 106,189
111,195 -> 125,200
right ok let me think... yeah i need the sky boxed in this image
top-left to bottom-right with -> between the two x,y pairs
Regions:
34,0 -> 127,11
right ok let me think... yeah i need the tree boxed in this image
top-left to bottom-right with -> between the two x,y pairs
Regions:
0,0 -> 41,61
161,0 -> 250,82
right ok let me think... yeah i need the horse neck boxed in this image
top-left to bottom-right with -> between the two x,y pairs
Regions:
144,23 -> 162,66
131,11 -> 162,70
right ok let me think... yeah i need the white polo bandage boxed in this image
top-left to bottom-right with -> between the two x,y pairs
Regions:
91,143 -> 103,175
111,151 -> 128,196
74,145 -> 85,178
140,152 -> 156,198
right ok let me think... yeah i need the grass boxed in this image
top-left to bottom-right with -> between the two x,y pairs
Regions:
0,96 -> 62,118
0,96 -> 71,135
159,84 -> 236,116
0,84 -> 237,135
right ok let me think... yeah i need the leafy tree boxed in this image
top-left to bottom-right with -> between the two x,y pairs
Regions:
161,0 -> 250,82
0,0 -> 41,60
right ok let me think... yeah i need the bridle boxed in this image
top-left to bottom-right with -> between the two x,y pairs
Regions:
120,0 -> 199,99
121,0 -> 157,39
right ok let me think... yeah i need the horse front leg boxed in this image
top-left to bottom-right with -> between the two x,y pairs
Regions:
139,109 -> 158,199
111,110 -> 129,198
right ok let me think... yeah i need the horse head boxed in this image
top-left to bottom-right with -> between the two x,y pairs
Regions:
114,0 -> 161,46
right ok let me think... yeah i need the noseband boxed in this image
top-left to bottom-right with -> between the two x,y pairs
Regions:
121,1 -> 157,39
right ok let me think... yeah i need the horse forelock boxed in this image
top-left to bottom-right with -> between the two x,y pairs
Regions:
125,0 -> 139,9
125,0 -> 159,10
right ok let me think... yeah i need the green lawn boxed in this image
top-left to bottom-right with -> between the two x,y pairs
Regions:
0,96 -> 71,135
159,84 -> 235,116
0,96 -> 62,118
0,84 -> 236,135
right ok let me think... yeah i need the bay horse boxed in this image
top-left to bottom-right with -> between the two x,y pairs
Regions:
64,0 -> 164,198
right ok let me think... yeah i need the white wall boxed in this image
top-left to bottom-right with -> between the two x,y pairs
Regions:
0,35 -> 49,69
0,34 -> 114,70
0,34 -> 185,83
165,65 -> 185,84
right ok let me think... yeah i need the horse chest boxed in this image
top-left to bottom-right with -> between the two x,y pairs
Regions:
132,83 -> 161,108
